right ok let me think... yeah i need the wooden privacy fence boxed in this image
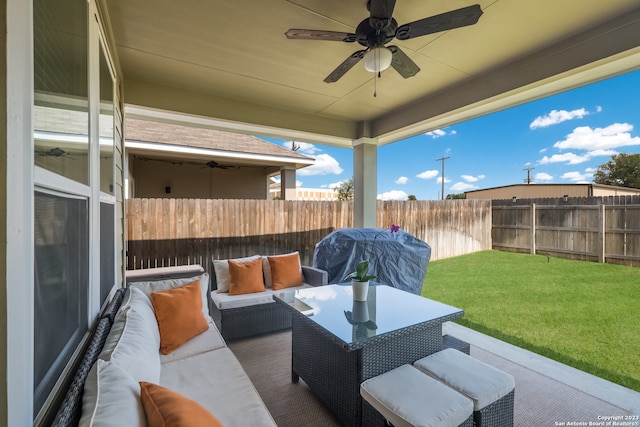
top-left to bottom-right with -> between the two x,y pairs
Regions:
126,198 -> 492,273
492,196 -> 640,266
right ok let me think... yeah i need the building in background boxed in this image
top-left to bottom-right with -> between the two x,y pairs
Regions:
126,118 -> 314,200
465,183 -> 640,200
269,181 -> 338,201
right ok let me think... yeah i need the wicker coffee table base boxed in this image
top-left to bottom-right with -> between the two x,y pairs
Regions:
290,313 -> 447,427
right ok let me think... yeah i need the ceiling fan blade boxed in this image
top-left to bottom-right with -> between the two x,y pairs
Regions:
324,50 -> 367,83
395,4 -> 483,40
368,0 -> 396,21
285,29 -> 358,43
388,46 -> 420,78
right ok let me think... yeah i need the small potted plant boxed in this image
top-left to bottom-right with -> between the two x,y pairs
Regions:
344,224 -> 400,300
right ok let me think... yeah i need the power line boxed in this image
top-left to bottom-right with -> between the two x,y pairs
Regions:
436,156 -> 450,200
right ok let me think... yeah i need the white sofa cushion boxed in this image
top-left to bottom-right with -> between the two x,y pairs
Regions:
413,348 -> 515,410
160,319 -> 226,364
79,359 -> 146,427
213,255 -> 261,293
99,307 -> 161,383
360,364 -> 473,427
130,273 -> 211,320
210,284 -> 313,310
118,286 -> 161,346
160,347 -> 276,427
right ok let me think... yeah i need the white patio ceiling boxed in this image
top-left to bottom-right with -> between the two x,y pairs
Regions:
107,0 -> 640,147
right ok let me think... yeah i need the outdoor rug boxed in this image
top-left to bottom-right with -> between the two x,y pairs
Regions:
229,330 -> 633,427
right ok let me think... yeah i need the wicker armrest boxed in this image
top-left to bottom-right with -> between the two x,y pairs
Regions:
51,317 -> 112,427
302,266 -> 328,286
100,288 -> 126,324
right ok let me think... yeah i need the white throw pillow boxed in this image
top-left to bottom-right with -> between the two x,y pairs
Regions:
129,273 -> 211,319
213,255 -> 260,293
262,251 -> 302,288
99,308 -> 161,383
78,359 -> 146,427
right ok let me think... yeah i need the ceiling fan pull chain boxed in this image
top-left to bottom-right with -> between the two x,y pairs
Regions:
373,72 -> 377,97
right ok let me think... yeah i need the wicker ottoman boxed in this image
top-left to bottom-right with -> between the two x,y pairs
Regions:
360,364 -> 474,427
414,348 -> 515,427
443,334 -> 470,354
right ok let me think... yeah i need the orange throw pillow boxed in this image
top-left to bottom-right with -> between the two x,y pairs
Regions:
140,382 -> 223,427
228,257 -> 265,295
150,280 -> 209,355
268,253 -> 303,290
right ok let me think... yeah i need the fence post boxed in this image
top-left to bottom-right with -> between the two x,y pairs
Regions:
598,204 -> 605,263
531,203 -> 536,255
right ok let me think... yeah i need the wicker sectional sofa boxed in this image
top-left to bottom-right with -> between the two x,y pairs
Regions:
209,253 -> 328,340
51,266 -> 277,427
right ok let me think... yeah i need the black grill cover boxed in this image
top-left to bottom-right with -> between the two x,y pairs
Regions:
313,228 -> 431,294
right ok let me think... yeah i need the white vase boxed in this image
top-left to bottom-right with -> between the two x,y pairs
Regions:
351,301 -> 369,322
351,280 -> 369,301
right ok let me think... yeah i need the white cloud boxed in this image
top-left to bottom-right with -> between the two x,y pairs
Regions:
587,149 -> 618,157
539,148 -> 547,153
450,182 -> 477,191
425,129 -> 446,138
562,171 -> 586,182
395,176 -> 409,185
377,190 -> 408,201
539,152 -> 590,165
297,153 -> 343,176
416,170 -> 439,179
530,108 -> 589,129
461,174 -> 485,182
553,123 -> 640,151
436,177 -> 452,184
534,172 -> 553,182
425,128 -> 456,138
596,106 -> 603,113
327,179 -> 347,189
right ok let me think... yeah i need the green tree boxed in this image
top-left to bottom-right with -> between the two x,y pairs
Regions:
334,178 -> 354,201
593,153 -> 640,188
407,194 -> 417,201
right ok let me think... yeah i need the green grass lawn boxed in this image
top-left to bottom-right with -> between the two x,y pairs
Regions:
422,250 -> 640,392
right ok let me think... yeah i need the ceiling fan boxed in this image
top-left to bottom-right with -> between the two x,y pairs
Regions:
285,0 -> 483,83
35,147 -> 77,159
203,160 -> 232,170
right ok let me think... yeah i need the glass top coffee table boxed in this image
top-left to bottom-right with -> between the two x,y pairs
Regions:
274,284 -> 463,427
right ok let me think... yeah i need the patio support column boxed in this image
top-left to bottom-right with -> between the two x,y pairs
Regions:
353,138 -> 377,228
280,167 -> 297,200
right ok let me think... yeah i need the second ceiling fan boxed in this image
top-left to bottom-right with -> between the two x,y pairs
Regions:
285,0 -> 483,83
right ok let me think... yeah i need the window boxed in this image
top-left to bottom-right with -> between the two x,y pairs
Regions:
33,0 -> 89,184
99,44 -> 116,302
33,191 -> 89,412
31,0 -> 120,418
99,45 -> 115,195
100,202 -> 115,303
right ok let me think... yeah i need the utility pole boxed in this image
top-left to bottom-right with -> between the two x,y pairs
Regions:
523,167 -> 535,184
436,156 -> 450,200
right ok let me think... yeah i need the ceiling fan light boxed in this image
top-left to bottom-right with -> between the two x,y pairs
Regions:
363,46 -> 392,73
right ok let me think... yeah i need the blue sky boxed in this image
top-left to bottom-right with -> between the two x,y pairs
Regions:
262,69 -> 640,200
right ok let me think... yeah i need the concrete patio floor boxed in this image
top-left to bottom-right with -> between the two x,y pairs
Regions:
445,322 -> 640,425
229,324 -> 640,426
